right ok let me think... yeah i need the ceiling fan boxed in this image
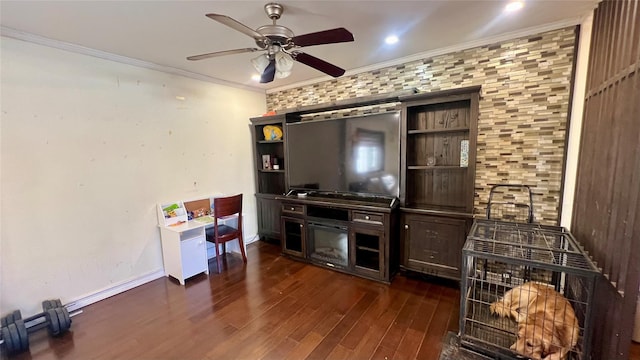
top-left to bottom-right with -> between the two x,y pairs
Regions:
187,2 -> 354,83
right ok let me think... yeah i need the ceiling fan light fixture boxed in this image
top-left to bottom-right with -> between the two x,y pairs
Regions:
275,70 -> 292,79
189,3 -> 354,82
275,52 -> 294,78
251,53 -> 270,73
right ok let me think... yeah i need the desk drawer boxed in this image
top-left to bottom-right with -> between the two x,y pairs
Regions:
282,203 -> 305,215
352,211 -> 384,225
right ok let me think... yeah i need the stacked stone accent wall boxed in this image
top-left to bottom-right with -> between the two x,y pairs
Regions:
267,27 -> 577,224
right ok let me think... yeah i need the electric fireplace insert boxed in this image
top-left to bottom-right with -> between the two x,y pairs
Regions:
307,221 -> 349,268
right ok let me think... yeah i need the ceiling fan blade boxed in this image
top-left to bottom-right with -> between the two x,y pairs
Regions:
291,28 -> 354,47
187,48 -> 261,61
292,52 -> 346,77
205,13 -> 266,41
260,59 -> 276,83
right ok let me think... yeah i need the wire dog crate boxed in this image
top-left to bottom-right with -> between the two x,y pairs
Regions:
486,184 -> 534,223
459,220 -> 600,360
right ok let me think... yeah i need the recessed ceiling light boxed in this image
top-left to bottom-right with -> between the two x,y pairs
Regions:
251,74 -> 261,82
385,35 -> 399,45
505,1 -> 524,12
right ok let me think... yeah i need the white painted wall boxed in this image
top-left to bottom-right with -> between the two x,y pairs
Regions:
0,37 -> 266,315
561,13 -> 593,229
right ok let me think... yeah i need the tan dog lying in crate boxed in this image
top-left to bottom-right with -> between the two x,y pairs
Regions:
489,282 -> 580,360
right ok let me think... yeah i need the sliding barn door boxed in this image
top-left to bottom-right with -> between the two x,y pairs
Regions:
571,0 -> 640,358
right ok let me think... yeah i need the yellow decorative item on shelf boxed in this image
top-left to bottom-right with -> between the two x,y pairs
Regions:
263,125 -> 283,141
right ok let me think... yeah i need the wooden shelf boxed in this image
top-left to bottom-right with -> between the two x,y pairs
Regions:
356,245 -> 380,253
407,127 -> 469,135
280,89 -> 417,116
407,165 -> 468,170
400,205 -> 473,217
258,169 -> 285,173
400,88 -> 479,281
252,116 -> 289,239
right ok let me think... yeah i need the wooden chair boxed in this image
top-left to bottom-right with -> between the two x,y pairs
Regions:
205,194 -> 246,272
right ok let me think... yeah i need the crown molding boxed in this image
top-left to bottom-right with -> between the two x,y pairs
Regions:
0,26 -> 265,94
266,17 -> 583,94
1,15 -> 583,97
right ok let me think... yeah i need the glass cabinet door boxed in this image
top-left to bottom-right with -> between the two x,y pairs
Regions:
350,226 -> 384,280
281,216 -> 305,257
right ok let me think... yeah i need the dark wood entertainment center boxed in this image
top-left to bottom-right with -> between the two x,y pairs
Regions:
250,86 -> 479,282
279,192 -> 398,283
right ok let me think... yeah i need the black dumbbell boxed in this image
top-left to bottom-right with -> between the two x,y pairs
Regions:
0,310 -> 21,327
1,299 -> 76,354
6,299 -> 72,335
1,320 -> 29,354
42,299 -> 62,311
42,299 -> 71,336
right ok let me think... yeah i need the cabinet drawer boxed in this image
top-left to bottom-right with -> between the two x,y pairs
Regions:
352,211 -> 384,225
282,203 -> 305,215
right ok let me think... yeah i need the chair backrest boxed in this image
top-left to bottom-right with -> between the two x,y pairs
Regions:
213,194 -> 243,227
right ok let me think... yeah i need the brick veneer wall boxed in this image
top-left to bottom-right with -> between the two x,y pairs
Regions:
267,27 -> 577,224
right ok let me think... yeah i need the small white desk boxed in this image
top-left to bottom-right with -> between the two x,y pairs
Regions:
158,215 -> 238,285
158,195 -> 243,285
158,218 -> 213,285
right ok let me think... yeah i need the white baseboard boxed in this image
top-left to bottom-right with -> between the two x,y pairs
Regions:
64,269 -> 165,312
64,234 -> 260,311
245,233 -> 260,245
223,233 -> 260,255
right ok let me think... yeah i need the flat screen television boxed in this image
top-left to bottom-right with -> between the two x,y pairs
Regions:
286,111 -> 401,197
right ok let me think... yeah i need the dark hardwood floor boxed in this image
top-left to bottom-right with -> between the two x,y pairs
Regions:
5,241 -> 640,359
7,241 -> 457,359
633,343 -> 640,360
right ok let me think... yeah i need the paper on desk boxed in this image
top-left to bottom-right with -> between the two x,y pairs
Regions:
194,216 -> 214,224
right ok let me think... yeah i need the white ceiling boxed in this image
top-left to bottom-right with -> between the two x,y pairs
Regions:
0,1 -> 599,93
